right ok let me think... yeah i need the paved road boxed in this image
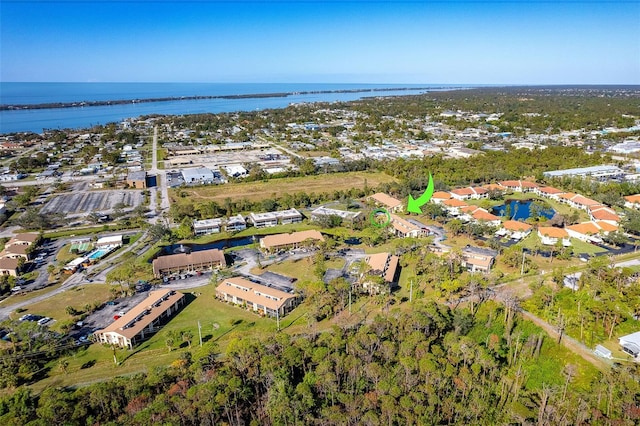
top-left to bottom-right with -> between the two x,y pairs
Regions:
147,126 -> 170,225
0,231 -> 150,321
519,309 -> 611,371
491,278 -> 610,372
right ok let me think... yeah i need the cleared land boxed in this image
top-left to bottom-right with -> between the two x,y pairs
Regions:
170,171 -> 397,204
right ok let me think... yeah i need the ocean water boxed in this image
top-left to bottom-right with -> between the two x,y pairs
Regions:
0,83 -> 465,134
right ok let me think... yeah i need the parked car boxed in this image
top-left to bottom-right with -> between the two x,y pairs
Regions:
37,317 -> 51,326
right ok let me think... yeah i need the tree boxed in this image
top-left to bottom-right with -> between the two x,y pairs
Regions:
182,330 -> 194,349
174,217 -> 194,240
447,219 -> 464,236
149,223 -> 172,242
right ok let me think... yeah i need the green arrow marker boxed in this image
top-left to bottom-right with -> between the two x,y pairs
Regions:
407,173 -> 434,214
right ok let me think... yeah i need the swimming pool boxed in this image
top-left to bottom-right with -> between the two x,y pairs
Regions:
88,248 -> 110,260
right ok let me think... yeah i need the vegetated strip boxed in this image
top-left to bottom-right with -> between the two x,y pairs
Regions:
0,87 -> 436,111
172,171 -> 397,203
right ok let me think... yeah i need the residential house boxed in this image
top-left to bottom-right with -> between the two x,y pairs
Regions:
311,206 -> 361,225
450,186 -> 488,200
619,331 -> 640,359
368,193 -> 404,213
389,214 -> 429,238
94,290 -> 185,349
501,220 -> 533,240
482,183 -> 505,194
588,205 -> 620,225
624,194 -> 640,209
0,244 -> 30,262
431,191 -> 452,204
362,252 -> 399,293
558,193 -> 601,211
461,246 -> 497,274
535,186 -> 566,201
538,227 -> 571,246
499,180 -> 539,192
0,258 -> 20,277
260,230 -> 324,253
7,232 -> 40,247
249,209 -> 303,228
225,214 -> 247,232
470,207 -> 501,226
193,218 -> 222,236
216,276 -> 299,317
152,249 -> 227,278
442,198 -> 469,216
565,221 -> 617,243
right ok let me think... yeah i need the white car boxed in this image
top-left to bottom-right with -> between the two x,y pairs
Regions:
37,317 -> 51,326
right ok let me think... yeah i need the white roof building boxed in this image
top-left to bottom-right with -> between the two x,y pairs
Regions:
96,235 -> 123,247
619,331 -> 640,358
181,167 -> 214,184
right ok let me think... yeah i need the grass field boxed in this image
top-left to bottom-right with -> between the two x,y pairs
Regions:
256,257 -> 345,283
32,282 -> 313,391
5,283 -> 65,311
170,171 -> 397,204
19,284 -> 113,332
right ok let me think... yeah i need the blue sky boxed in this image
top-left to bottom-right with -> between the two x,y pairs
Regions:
1,0 -> 639,84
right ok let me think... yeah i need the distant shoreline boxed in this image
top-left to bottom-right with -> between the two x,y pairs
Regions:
0,86 -> 435,111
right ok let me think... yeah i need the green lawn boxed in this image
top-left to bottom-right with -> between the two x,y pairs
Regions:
256,257 -> 345,283
31,281 -> 312,391
5,282 -> 65,310
18,284 -> 113,332
569,238 -> 609,256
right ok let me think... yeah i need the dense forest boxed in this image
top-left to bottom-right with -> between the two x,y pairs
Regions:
1,301 -> 639,425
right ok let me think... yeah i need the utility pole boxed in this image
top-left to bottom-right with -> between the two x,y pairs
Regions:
198,321 -> 202,347
276,310 -> 280,331
521,249 -> 526,276
409,278 -> 413,303
348,284 -> 352,315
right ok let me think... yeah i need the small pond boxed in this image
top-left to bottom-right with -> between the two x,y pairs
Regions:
162,235 -> 258,254
491,199 -> 555,221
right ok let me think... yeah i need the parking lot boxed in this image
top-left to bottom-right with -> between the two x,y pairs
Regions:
74,291 -> 150,339
165,148 -> 291,171
40,190 -> 144,217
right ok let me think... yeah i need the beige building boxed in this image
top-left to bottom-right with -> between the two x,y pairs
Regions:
260,230 -> 324,252
461,246 -> 497,274
0,258 -> 20,277
152,248 -> 226,278
362,252 -> 399,293
126,171 -> 147,189
0,244 -> 30,261
94,290 -> 185,349
368,193 -> 404,213
216,276 -> 299,317
390,214 -> 429,238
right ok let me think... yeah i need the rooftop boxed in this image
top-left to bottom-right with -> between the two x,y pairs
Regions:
217,277 -> 296,311
96,290 -> 185,339
311,206 -> 361,220
369,193 -> 403,208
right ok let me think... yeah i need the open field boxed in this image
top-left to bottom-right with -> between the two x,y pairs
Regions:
4,282 -> 64,309
255,257 -> 346,283
31,282 -> 313,391
170,171 -> 397,204
18,284 -> 112,332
